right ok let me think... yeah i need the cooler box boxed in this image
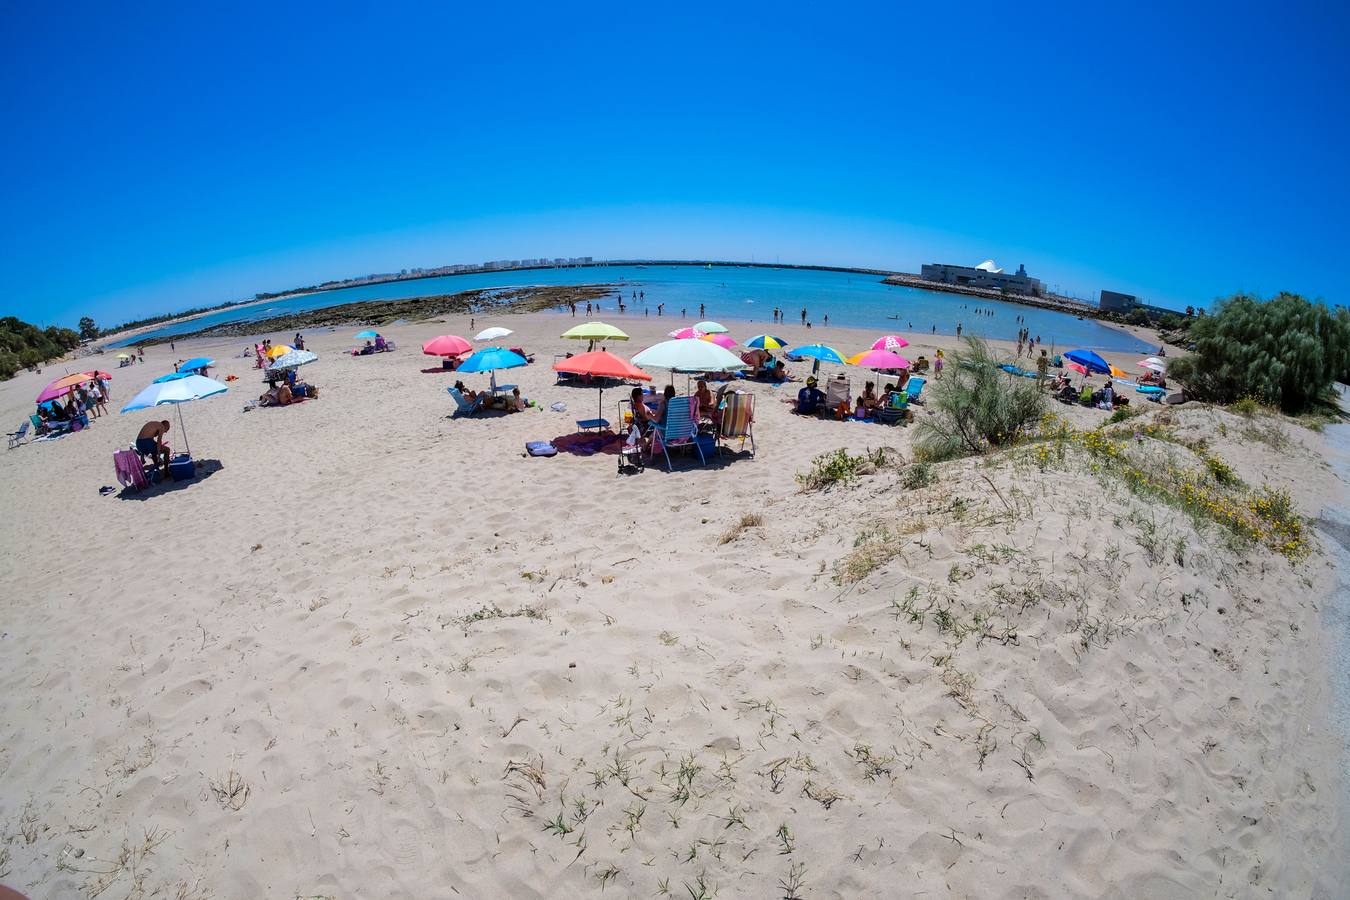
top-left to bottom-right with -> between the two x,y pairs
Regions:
169,454 -> 196,481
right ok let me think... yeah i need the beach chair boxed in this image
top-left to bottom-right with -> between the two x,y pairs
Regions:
447,387 -> 483,417
824,376 -> 851,411
7,420 -> 29,448
717,392 -> 755,456
113,449 -> 149,491
876,392 -> 909,426
650,396 -> 706,470
905,375 -> 927,403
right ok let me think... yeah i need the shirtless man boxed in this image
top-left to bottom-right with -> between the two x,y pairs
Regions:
136,420 -> 172,477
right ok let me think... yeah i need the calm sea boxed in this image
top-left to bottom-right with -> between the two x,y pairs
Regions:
122,264 -> 1154,353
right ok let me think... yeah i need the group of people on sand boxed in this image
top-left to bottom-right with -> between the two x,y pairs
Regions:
356,334 -> 390,355
453,380 -> 528,412
1050,371 -> 1130,410
34,376 -> 110,435
258,366 -> 317,407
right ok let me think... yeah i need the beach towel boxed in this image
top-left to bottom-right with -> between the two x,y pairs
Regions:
525,441 -> 558,457
114,449 -> 148,491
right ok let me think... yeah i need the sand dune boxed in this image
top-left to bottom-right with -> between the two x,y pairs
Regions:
1,312 -> 1345,898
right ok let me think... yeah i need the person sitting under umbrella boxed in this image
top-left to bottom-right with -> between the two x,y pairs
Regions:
136,420 -> 172,478
796,376 -> 825,415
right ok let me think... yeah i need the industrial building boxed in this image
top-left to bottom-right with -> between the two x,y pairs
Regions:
920,260 -> 1043,296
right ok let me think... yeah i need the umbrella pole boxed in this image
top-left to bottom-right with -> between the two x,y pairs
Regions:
598,387 -> 604,428
176,403 -> 190,458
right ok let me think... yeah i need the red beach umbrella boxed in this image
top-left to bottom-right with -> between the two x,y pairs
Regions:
422,335 -> 472,357
553,350 -> 652,428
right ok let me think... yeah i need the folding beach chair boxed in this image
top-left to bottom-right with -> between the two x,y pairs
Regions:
650,396 -> 706,470
447,387 -> 484,417
875,392 -> 909,426
7,420 -> 29,449
824,376 -> 851,411
905,375 -> 927,403
113,449 -> 149,491
717,392 -> 755,456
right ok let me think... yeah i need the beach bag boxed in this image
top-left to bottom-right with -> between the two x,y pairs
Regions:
525,441 -> 557,457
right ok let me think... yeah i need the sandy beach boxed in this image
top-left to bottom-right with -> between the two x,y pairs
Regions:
2,311 -> 1346,898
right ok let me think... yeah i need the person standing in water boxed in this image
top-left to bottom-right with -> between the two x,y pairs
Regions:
956,323 -> 962,338
801,308 -> 807,325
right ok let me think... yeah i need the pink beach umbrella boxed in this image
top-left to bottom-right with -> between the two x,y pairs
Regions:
846,348 -> 911,370
871,334 -> 910,351
699,333 -> 737,349
668,327 -> 705,339
422,334 -> 472,357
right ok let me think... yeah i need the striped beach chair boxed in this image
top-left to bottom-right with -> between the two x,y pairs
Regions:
717,392 -> 755,456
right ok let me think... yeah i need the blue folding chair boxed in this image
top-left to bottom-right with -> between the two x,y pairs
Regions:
905,375 -> 927,403
447,387 -> 483,417
650,396 -> 706,470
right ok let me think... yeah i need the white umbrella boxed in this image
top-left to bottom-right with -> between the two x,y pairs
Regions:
475,327 -> 513,341
120,374 -> 228,457
632,339 -> 746,384
268,349 -> 318,369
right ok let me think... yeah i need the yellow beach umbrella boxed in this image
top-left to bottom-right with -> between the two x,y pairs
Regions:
1109,364 -> 1129,378
265,344 -> 294,360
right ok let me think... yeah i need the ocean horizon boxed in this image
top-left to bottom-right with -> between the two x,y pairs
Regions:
118,264 -> 1155,353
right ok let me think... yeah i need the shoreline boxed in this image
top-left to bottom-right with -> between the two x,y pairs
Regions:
100,258 -> 1134,346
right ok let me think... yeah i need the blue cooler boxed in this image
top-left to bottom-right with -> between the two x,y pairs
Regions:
169,454 -> 196,481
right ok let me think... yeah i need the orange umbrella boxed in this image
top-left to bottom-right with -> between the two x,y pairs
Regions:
553,350 -> 651,382
553,350 -> 651,428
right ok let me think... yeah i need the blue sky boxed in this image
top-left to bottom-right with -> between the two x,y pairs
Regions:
2,1 -> 1347,327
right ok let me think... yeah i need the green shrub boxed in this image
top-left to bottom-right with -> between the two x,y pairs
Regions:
797,448 -> 874,490
901,462 -> 933,489
914,337 -> 1046,460
1166,292 -> 1350,414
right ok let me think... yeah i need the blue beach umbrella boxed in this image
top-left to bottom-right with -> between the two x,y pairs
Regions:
120,374 -> 228,457
152,370 -> 196,383
789,343 -> 844,375
178,357 -> 214,372
1063,349 -> 1111,375
456,346 -> 528,392
746,334 -> 788,350
354,329 -> 380,340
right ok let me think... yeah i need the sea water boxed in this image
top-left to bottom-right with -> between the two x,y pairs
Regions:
122,264 -> 1154,353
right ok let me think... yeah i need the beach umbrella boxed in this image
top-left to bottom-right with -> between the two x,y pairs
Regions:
632,339 -> 746,384
178,357 -> 214,372
475,326 -> 513,341
456,346 -> 528,393
745,334 -> 788,350
1063,349 -> 1111,375
871,334 -> 911,351
1137,360 -> 1166,374
35,372 -> 105,403
267,349 -> 318,370
152,371 -> 197,383
354,329 -> 380,340
846,348 -> 911,370
115,353 -> 132,360
699,333 -> 737,349
120,374 -> 228,457
668,326 -> 705,339
789,343 -> 845,375
422,334 -> 473,357
562,321 -> 629,351
265,344 -> 294,360
695,321 -> 728,334
1109,364 -> 1130,379
553,350 -> 652,426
